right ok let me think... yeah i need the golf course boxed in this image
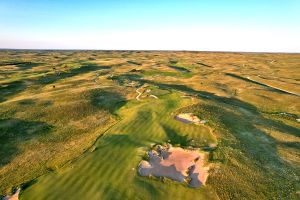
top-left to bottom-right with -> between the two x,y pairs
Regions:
0,50 -> 299,199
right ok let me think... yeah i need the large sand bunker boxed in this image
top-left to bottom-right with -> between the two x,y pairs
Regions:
138,145 -> 209,188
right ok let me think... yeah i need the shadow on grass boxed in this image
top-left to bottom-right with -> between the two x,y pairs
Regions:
168,65 -> 191,73
21,179 -> 38,191
89,89 -> 127,115
99,134 -> 142,150
17,99 -> 36,105
37,63 -> 110,84
181,103 -> 299,199
0,118 -> 53,167
162,125 -> 190,147
0,81 -> 26,103
99,185 -> 124,199
225,72 -> 300,97
108,74 -> 143,86
0,63 -> 110,103
133,177 -> 160,199
109,72 -> 300,198
0,62 -> 41,69
127,60 -> 142,66
196,62 -> 213,68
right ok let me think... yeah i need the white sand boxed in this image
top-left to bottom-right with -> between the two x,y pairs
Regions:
138,145 -> 209,188
175,113 -> 206,125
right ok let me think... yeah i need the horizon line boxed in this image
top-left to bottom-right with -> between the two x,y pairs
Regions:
0,48 -> 299,54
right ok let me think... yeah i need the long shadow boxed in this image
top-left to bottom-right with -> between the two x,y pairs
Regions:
0,81 -> 26,103
155,81 -> 299,138
133,177 -> 160,199
162,125 -> 190,147
183,103 -> 299,198
0,63 -> 110,103
279,141 -> 300,149
109,72 -> 300,197
37,63 -> 110,84
108,73 -> 299,138
127,60 -> 142,66
108,73 -> 144,87
225,72 -> 300,97
0,62 -> 41,69
113,73 -> 296,118
266,119 -> 300,138
196,62 -> 213,68
110,73 -> 298,121
17,99 -> 36,105
0,118 -> 53,167
89,89 -> 127,115
98,134 -> 142,149
168,65 -> 191,73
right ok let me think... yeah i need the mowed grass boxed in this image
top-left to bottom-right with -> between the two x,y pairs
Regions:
21,94 -> 217,200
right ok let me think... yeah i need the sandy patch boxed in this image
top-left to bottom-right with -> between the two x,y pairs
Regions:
138,145 -> 209,188
175,113 -> 207,125
3,188 -> 20,200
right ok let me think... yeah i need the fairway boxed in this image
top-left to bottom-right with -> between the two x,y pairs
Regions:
21,94 -> 217,200
0,50 -> 299,199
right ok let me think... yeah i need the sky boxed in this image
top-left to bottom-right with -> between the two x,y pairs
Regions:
0,0 -> 299,52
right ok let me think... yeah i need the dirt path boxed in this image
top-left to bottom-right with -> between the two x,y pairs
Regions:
136,88 -> 143,101
150,95 -> 158,99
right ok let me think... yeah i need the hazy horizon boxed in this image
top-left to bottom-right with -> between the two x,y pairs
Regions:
1,0 -> 300,52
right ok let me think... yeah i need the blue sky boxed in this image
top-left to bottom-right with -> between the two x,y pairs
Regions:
0,0 -> 299,52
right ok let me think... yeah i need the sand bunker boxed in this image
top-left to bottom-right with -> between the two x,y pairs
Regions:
175,113 -> 207,125
138,145 -> 209,188
3,188 -> 20,200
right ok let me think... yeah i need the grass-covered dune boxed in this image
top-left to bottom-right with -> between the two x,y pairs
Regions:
0,50 -> 299,199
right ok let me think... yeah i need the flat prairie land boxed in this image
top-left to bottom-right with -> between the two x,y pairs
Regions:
0,50 -> 299,199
